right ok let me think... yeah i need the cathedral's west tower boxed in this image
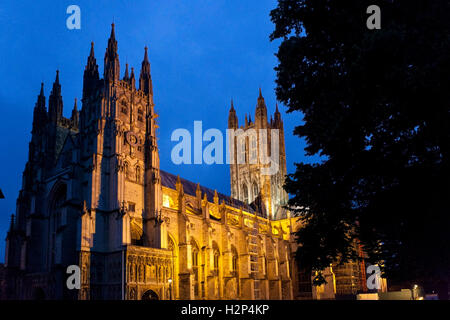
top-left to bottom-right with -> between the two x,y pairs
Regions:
78,24 -> 163,253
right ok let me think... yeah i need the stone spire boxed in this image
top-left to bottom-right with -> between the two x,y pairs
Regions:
130,67 -> 136,89
273,102 -> 283,128
83,42 -> 99,98
139,46 -> 153,95
32,82 -> 47,134
255,88 -> 268,128
48,70 -> 63,124
104,23 -> 120,82
123,63 -> 129,81
71,98 -> 79,129
228,98 -> 238,129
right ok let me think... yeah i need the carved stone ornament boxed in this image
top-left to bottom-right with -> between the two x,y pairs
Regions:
126,131 -> 142,147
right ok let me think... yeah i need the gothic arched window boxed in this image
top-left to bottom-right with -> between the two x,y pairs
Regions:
250,135 -> 257,163
231,246 -> 238,274
191,239 -> 200,298
242,184 -> 248,204
137,108 -> 144,122
238,136 -> 246,164
121,100 -> 128,114
252,182 -> 259,201
49,183 -> 67,265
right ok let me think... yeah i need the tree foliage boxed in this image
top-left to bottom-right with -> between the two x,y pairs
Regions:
271,0 -> 450,288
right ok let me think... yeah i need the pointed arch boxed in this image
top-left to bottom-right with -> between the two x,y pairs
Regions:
167,233 -> 178,299
47,181 -> 67,266
190,237 -> 201,298
252,181 -> 259,202
231,245 -> 239,274
242,183 -> 249,203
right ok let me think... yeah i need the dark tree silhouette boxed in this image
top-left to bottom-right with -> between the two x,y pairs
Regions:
270,0 -> 450,295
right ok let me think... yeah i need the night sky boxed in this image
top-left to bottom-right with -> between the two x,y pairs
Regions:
0,0 -> 320,261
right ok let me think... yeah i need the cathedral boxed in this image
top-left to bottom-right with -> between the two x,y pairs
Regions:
1,25 -> 369,300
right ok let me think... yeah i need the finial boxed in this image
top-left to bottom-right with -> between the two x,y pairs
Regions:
40,82 -> 44,96
258,87 -> 263,99
108,22 -> 116,43
144,46 -> 149,61
124,63 -> 129,80
55,70 -> 60,83
230,98 -> 235,111
275,102 -> 279,113
73,98 -> 78,110
90,42 -> 95,56
9,214 -> 14,230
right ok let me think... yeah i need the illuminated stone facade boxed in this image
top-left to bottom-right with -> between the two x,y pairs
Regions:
2,25 -> 369,300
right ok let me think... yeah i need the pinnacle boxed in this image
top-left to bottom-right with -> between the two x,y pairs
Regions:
90,41 -> 95,57
144,46 -> 149,62
110,23 -> 115,40
124,63 -> 129,80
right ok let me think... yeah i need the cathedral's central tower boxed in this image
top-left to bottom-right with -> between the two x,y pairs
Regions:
228,90 -> 288,219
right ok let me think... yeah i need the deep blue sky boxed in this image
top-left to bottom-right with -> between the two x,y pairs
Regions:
0,0 -> 318,261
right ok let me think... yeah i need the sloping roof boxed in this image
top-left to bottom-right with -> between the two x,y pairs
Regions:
160,170 -> 265,216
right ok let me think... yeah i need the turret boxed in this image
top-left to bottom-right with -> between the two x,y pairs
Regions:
255,88 -> 268,128
83,42 -> 99,99
104,23 -> 120,82
71,98 -> 79,129
273,103 -> 283,129
123,63 -> 130,82
48,70 -> 63,125
139,46 -> 153,95
228,99 -> 238,129
130,67 -> 136,90
32,83 -> 47,135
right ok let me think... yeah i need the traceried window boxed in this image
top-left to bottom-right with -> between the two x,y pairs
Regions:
121,101 -> 128,114
252,182 -> 259,201
191,240 -> 200,298
242,184 -> 249,203
250,135 -> 257,163
137,108 -> 144,122
238,137 -> 246,164
231,246 -> 238,275
49,184 -> 67,266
